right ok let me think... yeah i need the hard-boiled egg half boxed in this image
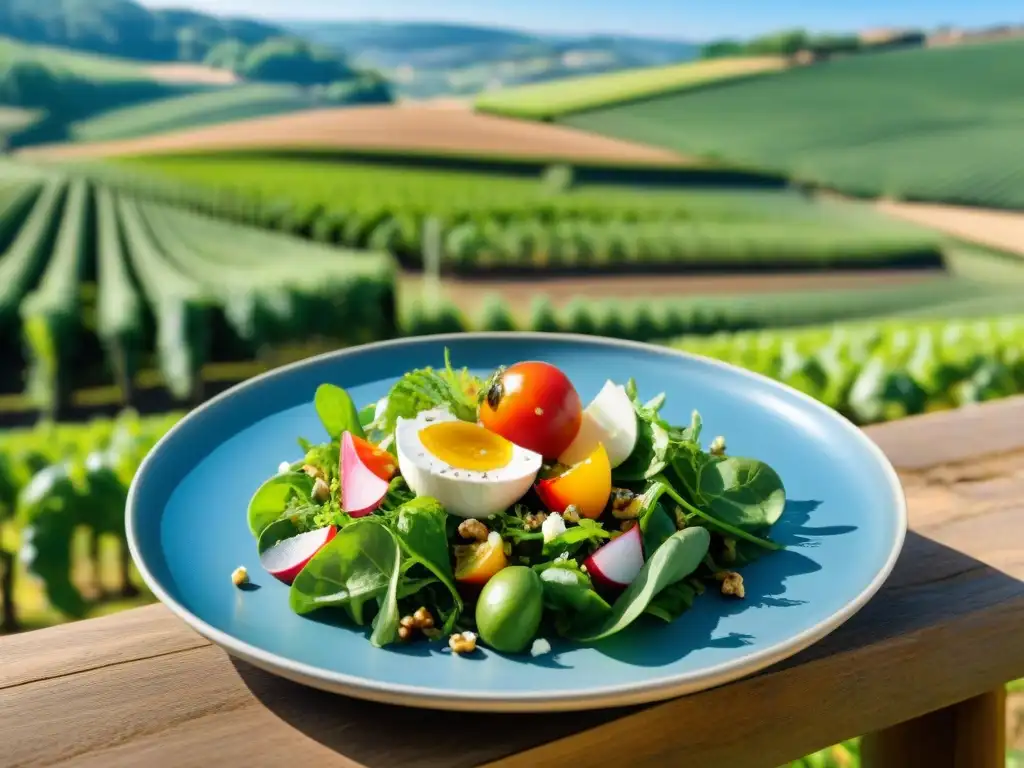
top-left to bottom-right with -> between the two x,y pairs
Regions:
396,407 -> 542,519
557,380 -> 638,468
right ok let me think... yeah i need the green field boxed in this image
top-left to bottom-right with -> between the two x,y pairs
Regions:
559,39 -> 1024,209
0,36 -> 152,81
474,55 -> 788,121
101,155 -> 946,272
68,84 -> 320,143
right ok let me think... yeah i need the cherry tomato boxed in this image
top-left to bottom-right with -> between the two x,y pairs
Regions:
350,435 -> 396,482
478,361 -> 582,459
535,443 -> 612,520
454,532 -> 508,586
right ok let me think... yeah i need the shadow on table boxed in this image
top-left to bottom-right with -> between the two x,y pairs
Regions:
229,529 -> 1023,767
230,656 -> 634,767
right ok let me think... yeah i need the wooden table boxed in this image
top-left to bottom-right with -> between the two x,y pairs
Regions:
3,398 -> 1024,768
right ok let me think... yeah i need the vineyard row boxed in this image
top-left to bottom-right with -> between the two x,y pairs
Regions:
71,158 -> 946,272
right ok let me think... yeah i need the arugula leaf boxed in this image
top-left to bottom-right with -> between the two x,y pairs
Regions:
541,519 -> 611,557
382,363 -> 479,434
394,497 -> 463,631
568,526 -> 711,642
645,580 -> 697,623
698,456 -> 787,530
314,384 -> 365,441
300,440 -> 341,484
289,519 -> 399,618
247,472 -> 315,539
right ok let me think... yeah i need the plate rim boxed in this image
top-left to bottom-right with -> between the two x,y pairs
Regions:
126,331 -> 907,712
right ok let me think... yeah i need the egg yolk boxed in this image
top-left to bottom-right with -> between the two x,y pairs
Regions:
418,421 -> 513,472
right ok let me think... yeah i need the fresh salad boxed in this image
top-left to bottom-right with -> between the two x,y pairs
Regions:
242,351 -> 787,656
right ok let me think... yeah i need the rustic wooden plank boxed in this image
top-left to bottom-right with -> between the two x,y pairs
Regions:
865,395 -> 1024,471
861,688 -> 1007,768
0,604 -> 208,690
1,403 -> 1023,768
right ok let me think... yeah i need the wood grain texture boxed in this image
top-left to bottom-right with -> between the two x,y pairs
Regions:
861,689 -> 1007,768
2,400 -> 1024,768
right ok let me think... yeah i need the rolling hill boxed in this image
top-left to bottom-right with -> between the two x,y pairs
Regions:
475,56 -> 789,121
557,39 -> 1024,209
287,20 -> 699,99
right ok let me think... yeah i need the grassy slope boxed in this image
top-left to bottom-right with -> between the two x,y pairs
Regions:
560,40 -> 1024,209
0,36 -> 151,80
69,84 -> 315,143
474,56 -> 788,120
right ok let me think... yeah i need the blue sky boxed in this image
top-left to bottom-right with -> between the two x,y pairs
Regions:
141,0 -> 1021,39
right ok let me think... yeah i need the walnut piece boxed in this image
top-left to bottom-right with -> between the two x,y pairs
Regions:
398,606 -> 436,640
718,571 -> 745,599
524,512 -> 549,531
231,566 -> 249,587
449,631 -> 478,655
611,488 -> 642,519
458,518 -> 489,542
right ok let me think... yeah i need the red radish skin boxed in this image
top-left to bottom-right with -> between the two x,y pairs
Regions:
583,524 -> 644,591
259,526 -> 337,585
341,431 -> 390,517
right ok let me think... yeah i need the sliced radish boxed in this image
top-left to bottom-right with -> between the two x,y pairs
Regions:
341,431 -> 390,517
583,524 -> 644,591
259,526 -> 337,585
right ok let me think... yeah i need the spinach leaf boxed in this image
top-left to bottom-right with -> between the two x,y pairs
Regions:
568,526 -> 711,642
536,562 -> 611,636
654,476 -> 783,551
289,519 -> 399,617
369,527 -> 403,647
247,472 -> 315,539
645,581 -> 697,623
394,497 -> 463,630
314,383 -> 365,441
542,519 -> 610,557
640,503 -> 677,558
698,456 -> 787,529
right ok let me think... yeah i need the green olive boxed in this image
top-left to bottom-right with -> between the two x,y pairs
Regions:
475,566 -> 544,654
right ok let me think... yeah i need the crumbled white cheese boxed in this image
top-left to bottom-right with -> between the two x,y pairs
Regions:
374,396 -> 389,422
277,461 -> 291,475
542,512 -> 566,543
487,530 -> 503,548
530,638 -> 552,657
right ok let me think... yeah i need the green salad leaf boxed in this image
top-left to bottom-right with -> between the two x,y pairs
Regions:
369,527 -> 403,647
644,580 -> 698,623
535,560 -> 611,636
698,456 -> 787,530
569,526 -> 711,642
640,502 -> 677,557
541,518 -> 611,557
394,497 -> 463,631
247,472 -> 314,539
289,519 -> 399,617
314,383 -> 365,441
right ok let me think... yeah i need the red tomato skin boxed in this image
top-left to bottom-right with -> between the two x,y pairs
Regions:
479,361 -> 583,459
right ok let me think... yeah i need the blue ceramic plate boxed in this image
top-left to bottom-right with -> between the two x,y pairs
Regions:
127,333 -> 906,712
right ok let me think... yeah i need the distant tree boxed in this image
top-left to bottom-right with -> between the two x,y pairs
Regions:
0,62 -> 66,109
806,34 -> 862,56
701,39 -> 746,59
204,38 -> 249,71
240,38 -> 356,86
747,29 -> 809,57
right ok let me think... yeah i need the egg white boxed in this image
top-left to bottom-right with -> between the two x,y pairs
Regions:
395,407 -> 542,519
